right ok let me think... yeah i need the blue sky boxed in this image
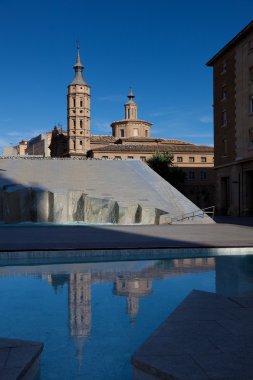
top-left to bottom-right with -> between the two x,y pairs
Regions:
0,0 -> 252,152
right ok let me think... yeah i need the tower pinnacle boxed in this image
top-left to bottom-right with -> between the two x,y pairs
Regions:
127,85 -> 135,104
71,44 -> 87,85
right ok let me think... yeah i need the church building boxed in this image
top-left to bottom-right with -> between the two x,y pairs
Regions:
4,47 -> 215,209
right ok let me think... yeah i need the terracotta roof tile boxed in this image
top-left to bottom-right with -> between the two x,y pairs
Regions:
90,143 -> 214,153
90,135 -> 116,143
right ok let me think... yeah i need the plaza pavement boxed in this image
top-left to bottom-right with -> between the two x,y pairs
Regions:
0,221 -> 253,252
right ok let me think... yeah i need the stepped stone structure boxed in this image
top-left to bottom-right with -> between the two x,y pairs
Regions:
0,159 -> 214,224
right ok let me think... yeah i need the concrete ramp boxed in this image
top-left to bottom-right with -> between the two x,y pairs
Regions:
0,159 -> 214,224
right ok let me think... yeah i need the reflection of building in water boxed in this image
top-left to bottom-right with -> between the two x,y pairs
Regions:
45,273 -> 69,292
69,273 -> 91,369
216,256 -> 253,297
113,275 -> 152,321
43,272 -> 92,370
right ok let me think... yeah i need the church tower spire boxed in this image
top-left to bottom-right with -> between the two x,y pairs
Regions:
67,45 -> 90,156
125,86 -> 138,120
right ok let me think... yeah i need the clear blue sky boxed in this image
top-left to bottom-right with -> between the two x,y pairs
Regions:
0,0 -> 252,152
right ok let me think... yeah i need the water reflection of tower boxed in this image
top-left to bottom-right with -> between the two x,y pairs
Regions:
113,275 -> 152,322
68,273 -> 92,369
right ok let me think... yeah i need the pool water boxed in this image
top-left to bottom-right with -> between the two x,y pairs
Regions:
0,256 -> 252,380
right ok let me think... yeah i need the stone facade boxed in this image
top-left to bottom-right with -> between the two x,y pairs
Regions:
26,132 -> 52,157
207,20 -> 253,216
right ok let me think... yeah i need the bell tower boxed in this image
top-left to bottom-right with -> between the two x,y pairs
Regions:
124,86 -> 138,120
111,87 -> 152,139
67,45 -> 90,156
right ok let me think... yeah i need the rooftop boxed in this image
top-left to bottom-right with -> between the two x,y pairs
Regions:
90,143 -> 214,153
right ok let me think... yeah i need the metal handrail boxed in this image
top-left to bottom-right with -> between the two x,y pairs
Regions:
169,205 -> 215,223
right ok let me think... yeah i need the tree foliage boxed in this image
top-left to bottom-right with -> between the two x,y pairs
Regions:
146,152 -> 186,189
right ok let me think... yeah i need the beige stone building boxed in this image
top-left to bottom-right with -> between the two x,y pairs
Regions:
25,132 -> 52,156
207,20 -> 253,215
2,140 -> 28,156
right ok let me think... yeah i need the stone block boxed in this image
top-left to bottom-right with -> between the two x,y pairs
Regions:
3,186 -> 32,223
68,190 -> 85,222
159,213 -> 171,224
48,192 -> 68,223
84,196 -> 119,223
117,203 -> 139,224
32,189 -> 50,223
141,207 -> 167,225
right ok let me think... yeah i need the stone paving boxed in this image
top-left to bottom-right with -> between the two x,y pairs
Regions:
0,338 -> 43,380
0,223 -> 253,252
132,290 -> 253,380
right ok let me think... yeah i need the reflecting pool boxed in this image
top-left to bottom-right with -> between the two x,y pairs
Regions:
0,256 -> 253,379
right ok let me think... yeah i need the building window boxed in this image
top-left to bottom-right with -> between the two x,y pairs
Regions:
221,86 -> 227,100
80,140 -> 83,146
200,171 -> 207,181
188,171 -> 195,180
80,99 -> 83,107
133,128 -> 139,136
102,156 -> 108,159
201,157 -> 207,163
128,109 -> 130,119
120,129 -> 125,137
80,120 -> 83,128
189,157 -> 195,163
115,156 -> 122,160
128,156 -> 134,159
249,96 -> 253,113
177,157 -> 183,162
140,156 -> 146,161
145,130 -> 148,137
73,119 -> 76,127
73,98 -> 76,107
222,110 -> 227,126
222,138 -> 228,156
249,129 -> 253,149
